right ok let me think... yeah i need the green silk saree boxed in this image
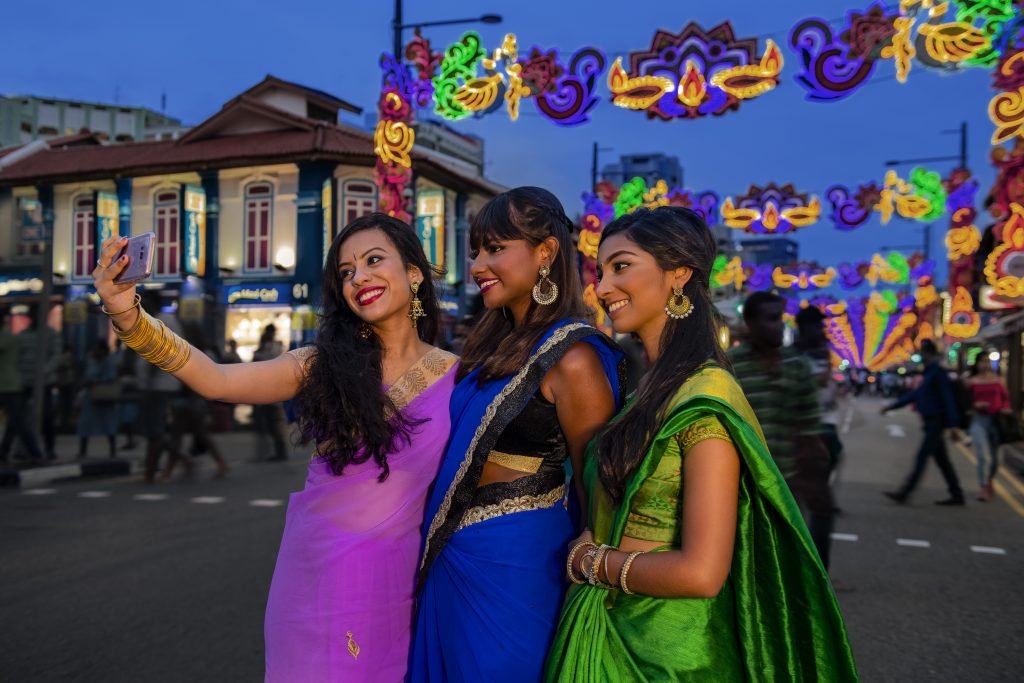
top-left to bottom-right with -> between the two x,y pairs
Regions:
545,366 -> 858,682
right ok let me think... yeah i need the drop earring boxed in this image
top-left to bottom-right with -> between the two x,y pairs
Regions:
665,287 -> 693,320
532,265 -> 559,306
408,281 -> 426,326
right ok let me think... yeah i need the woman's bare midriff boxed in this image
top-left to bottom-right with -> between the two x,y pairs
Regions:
477,462 -> 533,487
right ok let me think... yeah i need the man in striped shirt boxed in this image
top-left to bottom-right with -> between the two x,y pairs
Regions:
729,292 -> 834,568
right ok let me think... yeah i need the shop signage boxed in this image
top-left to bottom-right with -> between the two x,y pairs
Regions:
94,191 -> 119,247
0,276 -> 43,297
416,189 -> 445,268
18,198 -> 44,242
182,185 -> 207,277
322,178 -> 333,266
224,283 -> 292,306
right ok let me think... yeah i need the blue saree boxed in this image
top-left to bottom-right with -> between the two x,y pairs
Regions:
408,320 -> 624,683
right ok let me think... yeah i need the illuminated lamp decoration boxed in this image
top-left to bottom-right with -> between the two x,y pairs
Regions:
827,290 -> 923,371
989,137 -> 1024,220
827,183 -> 883,229
944,169 -> 981,293
521,46 -> 607,127
614,177 -> 647,218
943,286 -> 981,339
405,30 -> 442,108
788,4 -> 895,102
745,264 -> 776,292
772,264 -> 837,290
945,220 -> 982,260
433,32 -> 486,120
954,0 -> 1019,66
984,202 -> 1024,296
721,183 -> 820,234
875,170 -> 933,224
582,283 -> 611,335
457,33 -> 531,121
610,22 -> 782,120
374,53 -> 416,222
990,49 -> 1024,144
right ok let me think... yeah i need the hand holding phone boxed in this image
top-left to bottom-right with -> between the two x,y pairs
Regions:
112,232 -> 156,285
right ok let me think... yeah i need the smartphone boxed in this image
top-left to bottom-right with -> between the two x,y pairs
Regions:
113,232 -> 156,284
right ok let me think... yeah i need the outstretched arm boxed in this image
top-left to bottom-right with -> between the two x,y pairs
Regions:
93,235 -> 306,404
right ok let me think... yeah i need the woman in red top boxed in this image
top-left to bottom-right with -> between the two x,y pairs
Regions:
966,358 -> 1011,501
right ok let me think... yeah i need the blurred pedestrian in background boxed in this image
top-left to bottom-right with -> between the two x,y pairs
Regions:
881,339 -> 964,506
0,308 -> 43,465
115,341 -> 140,451
162,323 -> 227,480
15,305 -> 60,460
76,339 -> 119,459
796,306 -> 845,510
252,324 -> 289,462
56,344 -> 78,433
729,292 -> 835,569
965,357 -> 1010,502
135,291 -> 181,483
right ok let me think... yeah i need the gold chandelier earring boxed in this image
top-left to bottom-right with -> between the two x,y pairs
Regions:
532,265 -> 559,305
408,281 -> 426,326
665,286 -> 693,320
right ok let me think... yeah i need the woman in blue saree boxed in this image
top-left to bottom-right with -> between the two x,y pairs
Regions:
408,187 -> 624,682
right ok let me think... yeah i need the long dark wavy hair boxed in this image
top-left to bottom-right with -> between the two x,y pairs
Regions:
295,213 -> 441,480
459,186 -> 587,384
595,206 -> 731,503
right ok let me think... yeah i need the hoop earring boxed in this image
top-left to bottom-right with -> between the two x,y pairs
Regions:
408,281 -> 426,327
665,287 -> 693,320
532,265 -> 559,306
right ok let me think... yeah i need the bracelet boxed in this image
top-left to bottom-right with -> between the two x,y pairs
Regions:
590,545 -> 612,587
619,551 -> 644,595
580,546 -> 600,584
101,293 -> 141,317
603,548 -> 616,587
566,540 -> 593,584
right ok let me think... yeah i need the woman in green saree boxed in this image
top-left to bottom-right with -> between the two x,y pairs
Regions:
545,206 -> 858,682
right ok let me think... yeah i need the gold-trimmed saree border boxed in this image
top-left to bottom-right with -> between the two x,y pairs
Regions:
418,322 -> 589,572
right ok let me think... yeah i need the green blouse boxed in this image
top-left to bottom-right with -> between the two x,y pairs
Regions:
622,415 -> 733,544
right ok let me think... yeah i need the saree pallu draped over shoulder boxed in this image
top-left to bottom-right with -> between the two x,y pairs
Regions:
408,321 -> 625,683
545,366 -> 858,683
264,349 -> 457,683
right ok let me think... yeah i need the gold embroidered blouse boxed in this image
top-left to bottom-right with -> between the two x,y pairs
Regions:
621,415 -> 733,544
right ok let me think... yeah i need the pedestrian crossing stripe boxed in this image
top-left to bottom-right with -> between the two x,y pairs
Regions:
249,499 -> 284,507
896,538 -> 930,548
970,546 -> 1007,555
22,488 -> 57,495
190,496 -> 226,504
830,533 -> 859,542
78,491 -> 111,498
134,493 -> 169,501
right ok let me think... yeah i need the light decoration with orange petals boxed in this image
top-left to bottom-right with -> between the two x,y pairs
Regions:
944,286 -> 982,339
721,183 -> 820,234
984,202 -> 1024,297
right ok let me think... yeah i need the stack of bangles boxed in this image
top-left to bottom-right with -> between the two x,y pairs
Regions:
566,537 -> 645,595
103,294 -> 191,373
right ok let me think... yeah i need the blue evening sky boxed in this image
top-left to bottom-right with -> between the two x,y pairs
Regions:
0,0 -> 1002,287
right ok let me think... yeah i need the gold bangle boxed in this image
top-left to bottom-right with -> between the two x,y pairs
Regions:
591,544 -> 612,587
619,551 -> 644,595
101,293 -> 141,317
566,540 -> 593,584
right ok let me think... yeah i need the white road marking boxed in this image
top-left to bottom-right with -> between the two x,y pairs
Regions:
134,493 -> 169,501
970,545 -> 1007,555
886,424 -> 907,438
249,499 -> 284,508
190,496 -> 226,504
841,404 -> 855,435
897,538 -> 931,548
78,491 -> 111,499
22,488 -> 57,495
830,533 -> 859,542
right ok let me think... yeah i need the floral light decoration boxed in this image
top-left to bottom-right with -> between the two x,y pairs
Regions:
789,1 -> 1001,103
721,183 -> 821,234
608,22 -> 783,120
374,53 -> 417,221
709,251 -> 934,292
772,263 -> 837,290
989,44 -> 1024,144
984,201 -> 1024,296
989,138 -> 1024,220
826,168 -> 946,229
823,289 -> 927,371
944,169 -> 982,296
944,286 -> 982,338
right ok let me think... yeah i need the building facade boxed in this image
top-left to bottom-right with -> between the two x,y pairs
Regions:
0,77 -> 501,359
601,153 -> 684,189
737,237 -> 799,267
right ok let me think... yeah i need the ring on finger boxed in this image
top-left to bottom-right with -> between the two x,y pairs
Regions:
96,259 -> 110,268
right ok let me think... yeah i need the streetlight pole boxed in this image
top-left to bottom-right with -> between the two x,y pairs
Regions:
392,0 -> 502,58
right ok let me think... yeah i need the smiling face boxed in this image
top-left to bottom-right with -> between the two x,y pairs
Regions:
337,228 -> 421,325
469,236 -> 555,311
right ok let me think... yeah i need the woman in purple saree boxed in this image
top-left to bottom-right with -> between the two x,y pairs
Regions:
92,213 -> 455,682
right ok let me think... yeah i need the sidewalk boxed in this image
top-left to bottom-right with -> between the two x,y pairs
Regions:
1,428 -> 310,488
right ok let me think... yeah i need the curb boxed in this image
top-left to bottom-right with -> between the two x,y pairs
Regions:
1,459 -> 137,489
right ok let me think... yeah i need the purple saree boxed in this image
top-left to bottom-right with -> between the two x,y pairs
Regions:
264,348 -> 458,683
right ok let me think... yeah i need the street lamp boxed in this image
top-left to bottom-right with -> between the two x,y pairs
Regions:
393,1 -> 502,58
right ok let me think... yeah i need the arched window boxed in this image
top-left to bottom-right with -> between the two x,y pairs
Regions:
154,189 -> 180,278
244,182 -> 274,272
72,196 -> 95,280
342,180 -> 377,231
